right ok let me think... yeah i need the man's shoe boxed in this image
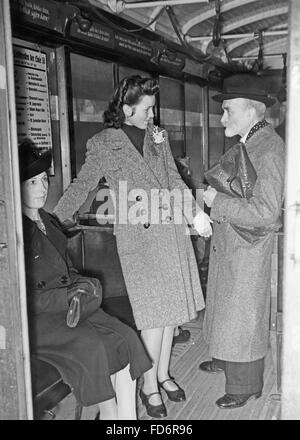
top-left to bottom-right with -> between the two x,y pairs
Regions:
216,392 -> 262,409
199,360 -> 224,373
172,327 -> 191,346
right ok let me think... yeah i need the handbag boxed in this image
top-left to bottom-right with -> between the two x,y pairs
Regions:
204,141 -> 279,244
204,142 -> 257,199
66,277 -> 102,328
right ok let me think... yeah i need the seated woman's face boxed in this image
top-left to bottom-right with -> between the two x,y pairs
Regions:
21,171 -> 49,211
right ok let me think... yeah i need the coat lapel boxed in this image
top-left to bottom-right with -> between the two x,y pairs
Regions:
39,209 -> 67,260
23,213 -> 66,273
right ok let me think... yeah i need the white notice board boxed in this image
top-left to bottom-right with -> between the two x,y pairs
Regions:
13,45 -> 54,173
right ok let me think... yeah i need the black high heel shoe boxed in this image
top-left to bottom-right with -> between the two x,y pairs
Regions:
159,378 -> 186,402
139,389 -> 167,418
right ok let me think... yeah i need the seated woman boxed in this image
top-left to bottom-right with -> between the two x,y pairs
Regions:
19,139 -> 152,420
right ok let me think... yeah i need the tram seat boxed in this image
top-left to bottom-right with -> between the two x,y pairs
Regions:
30,356 -> 82,420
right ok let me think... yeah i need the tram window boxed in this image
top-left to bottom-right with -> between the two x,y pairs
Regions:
159,76 -> 185,157
185,82 -> 204,185
70,54 -> 114,175
208,89 -> 227,167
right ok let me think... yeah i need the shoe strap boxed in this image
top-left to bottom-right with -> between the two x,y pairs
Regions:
159,378 -> 175,387
143,390 -> 161,399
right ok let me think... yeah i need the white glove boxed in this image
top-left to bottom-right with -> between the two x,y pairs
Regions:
193,210 -> 213,238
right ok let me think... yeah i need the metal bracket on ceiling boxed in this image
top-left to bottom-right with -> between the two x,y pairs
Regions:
256,30 -> 264,70
212,0 -> 221,47
187,29 -> 288,43
106,0 -> 209,14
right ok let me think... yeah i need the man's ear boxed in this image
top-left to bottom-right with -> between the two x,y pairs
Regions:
123,104 -> 133,118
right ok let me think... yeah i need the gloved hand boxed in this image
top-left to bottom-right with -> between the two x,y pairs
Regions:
61,212 -> 79,230
193,210 -> 213,238
203,186 -> 217,208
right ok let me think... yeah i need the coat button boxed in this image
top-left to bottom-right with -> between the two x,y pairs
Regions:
140,209 -> 147,216
37,281 -> 46,288
164,216 -> 172,223
61,275 -> 68,284
162,203 -> 169,210
136,195 -> 142,201
213,245 -> 216,252
143,222 -> 150,229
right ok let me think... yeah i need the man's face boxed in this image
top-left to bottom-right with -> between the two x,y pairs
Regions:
221,98 -> 253,138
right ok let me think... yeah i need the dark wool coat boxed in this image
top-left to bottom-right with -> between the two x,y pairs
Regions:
23,209 -> 151,406
54,127 -> 205,329
203,125 -> 285,362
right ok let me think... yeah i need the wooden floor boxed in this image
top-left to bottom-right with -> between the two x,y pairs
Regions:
51,311 -> 281,421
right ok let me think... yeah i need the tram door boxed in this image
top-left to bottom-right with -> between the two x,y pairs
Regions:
0,0 -> 33,419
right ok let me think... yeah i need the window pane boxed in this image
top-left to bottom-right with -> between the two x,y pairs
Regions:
70,53 -> 114,174
185,82 -> 204,186
159,76 -> 185,157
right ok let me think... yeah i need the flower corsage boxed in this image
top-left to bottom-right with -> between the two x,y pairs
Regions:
151,125 -> 166,144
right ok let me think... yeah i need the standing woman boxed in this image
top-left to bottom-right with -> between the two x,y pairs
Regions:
54,75 -> 212,418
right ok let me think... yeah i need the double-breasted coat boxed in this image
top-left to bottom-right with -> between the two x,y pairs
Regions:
54,126 -> 205,329
203,125 -> 285,362
23,209 -> 151,406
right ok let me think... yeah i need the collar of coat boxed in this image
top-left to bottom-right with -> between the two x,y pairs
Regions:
109,125 -> 160,156
23,209 -> 67,260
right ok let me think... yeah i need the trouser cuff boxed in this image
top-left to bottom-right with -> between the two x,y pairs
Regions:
225,382 -> 263,395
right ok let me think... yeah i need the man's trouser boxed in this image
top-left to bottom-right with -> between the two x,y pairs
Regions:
213,357 -> 264,395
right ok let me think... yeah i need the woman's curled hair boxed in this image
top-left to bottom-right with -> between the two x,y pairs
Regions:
103,75 -> 159,129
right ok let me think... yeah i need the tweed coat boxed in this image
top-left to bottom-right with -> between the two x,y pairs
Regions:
54,126 -> 205,329
23,209 -> 151,406
203,124 -> 285,362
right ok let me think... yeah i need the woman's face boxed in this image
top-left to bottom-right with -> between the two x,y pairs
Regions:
124,94 -> 155,129
21,171 -> 49,212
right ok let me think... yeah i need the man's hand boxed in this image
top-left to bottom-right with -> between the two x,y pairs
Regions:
193,210 -> 213,238
203,186 -> 217,208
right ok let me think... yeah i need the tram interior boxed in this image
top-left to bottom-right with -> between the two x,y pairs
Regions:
2,0 -> 289,420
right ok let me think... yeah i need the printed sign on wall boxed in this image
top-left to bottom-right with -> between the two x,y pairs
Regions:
13,45 -> 54,173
